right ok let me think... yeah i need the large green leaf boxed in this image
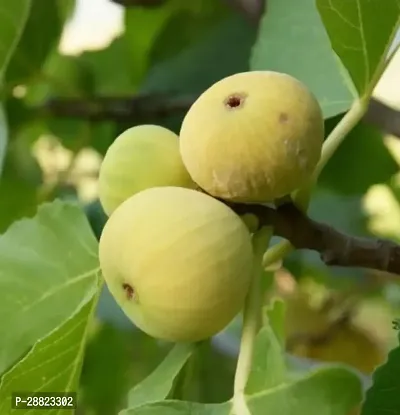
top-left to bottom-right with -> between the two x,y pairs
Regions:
125,1 -> 181,88
0,295 -> 99,414
361,333 -> 400,414
250,0 -> 354,118
141,14 -> 257,95
127,343 -> 197,409
121,366 -> 362,415
0,200 -> 100,375
317,0 -> 400,96
148,0 -> 228,65
0,0 -> 31,81
125,0 -> 228,88
5,0 -> 67,85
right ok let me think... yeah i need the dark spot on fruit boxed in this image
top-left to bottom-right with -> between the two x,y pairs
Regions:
279,113 -> 289,123
224,93 -> 247,110
122,283 -> 134,300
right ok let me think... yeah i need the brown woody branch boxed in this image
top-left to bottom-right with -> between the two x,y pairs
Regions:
41,95 -> 400,138
226,201 -> 400,274
40,94 -> 197,122
40,95 -> 400,273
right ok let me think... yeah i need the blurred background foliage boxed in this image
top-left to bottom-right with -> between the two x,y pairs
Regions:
2,0 -> 400,413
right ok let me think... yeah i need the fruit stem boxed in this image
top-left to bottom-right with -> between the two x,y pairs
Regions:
293,97 -> 368,210
232,226 -> 273,415
262,239 -> 292,269
313,98 -> 368,180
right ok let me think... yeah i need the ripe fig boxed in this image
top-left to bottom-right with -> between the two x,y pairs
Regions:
98,124 -> 194,215
99,186 -> 253,342
179,71 -> 324,203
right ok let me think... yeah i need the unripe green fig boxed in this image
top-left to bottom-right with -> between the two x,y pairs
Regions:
99,186 -> 253,342
179,71 -> 324,203
98,124 -> 194,216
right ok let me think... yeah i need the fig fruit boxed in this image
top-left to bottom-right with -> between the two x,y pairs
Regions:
99,186 -> 253,342
98,124 -> 194,215
179,71 -> 324,202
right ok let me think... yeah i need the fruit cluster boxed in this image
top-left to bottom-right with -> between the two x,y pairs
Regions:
98,71 -> 324,342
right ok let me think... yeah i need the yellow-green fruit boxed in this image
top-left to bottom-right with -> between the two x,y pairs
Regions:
98,124 -> 194,215
99,186 -> 253,342
179,71 -> 324,203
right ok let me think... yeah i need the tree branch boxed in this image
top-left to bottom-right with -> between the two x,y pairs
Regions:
40,95 -> 400,138
225,201 -> 400,274
40,94 -> 197,122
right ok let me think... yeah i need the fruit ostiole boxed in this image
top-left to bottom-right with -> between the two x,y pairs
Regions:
233,226 -> 273,415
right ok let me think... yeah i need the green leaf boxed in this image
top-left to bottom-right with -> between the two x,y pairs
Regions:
266,298 -> 286,347
317,0 -> 400,96
127,342 -> 197,409
125,0 -> 228,88
80,323 -> 137,415
125,2 -> 179,88
141,14 -> 257,96
0,121 -> 45,232
250,0 -> 354,118
122,366 -> 362,415
0,200 -> 100,375
319,116 -> 398,195
245,325 -> 286,394
148,0 -> 228,65
0,294 -> 99,414
361,335 -> 400,415
0,0 -> 31,81
0,105 -> 8,175
5,0 -> 67,85
81,37 -> 137,96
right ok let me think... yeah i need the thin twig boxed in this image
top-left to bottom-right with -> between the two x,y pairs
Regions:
39,94 -> 400,138
40,94 -> 197,122
225,201 -> 400,275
